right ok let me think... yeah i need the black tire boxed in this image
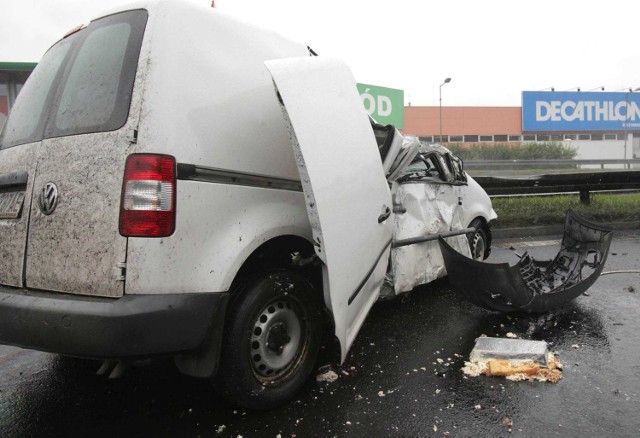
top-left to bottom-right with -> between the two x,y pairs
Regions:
467,219 -> 491,261
215,270 -> 322,410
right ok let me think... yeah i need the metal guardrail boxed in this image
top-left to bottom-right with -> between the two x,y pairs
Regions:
473,170 -> 640,204
465,159 -> 640,169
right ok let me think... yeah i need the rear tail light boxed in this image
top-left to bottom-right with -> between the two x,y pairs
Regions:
119,154 -> 176,237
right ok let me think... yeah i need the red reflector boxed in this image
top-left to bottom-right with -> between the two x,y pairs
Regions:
120,154 -> 176,238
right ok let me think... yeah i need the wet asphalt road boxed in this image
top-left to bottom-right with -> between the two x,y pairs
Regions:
0,231 -> 638,437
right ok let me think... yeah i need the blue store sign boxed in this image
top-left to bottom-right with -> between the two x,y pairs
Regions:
522,91 -> 640,132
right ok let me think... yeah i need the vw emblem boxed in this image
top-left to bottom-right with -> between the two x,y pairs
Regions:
39,182 -> 59,215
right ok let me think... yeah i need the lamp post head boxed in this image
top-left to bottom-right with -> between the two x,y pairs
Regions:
444,77 -> 451,84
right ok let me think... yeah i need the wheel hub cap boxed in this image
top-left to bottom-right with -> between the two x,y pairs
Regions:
251,300 -> 302,378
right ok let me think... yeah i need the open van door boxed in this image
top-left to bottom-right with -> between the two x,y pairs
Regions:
265,57 -> 394,361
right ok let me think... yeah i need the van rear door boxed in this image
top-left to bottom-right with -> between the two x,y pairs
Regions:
0,10 -> 148,297
0,31 -> 74,288
0,148 -> 38,288
266,57 -> 394,361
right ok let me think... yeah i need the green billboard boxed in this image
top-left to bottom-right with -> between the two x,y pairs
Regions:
356,83 -> 405,129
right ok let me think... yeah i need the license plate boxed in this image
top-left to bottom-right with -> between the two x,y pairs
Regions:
0,191 -> 25,219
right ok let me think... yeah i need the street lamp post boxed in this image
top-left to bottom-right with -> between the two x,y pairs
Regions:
439,77 -> 451,141
624,87 -> 640,166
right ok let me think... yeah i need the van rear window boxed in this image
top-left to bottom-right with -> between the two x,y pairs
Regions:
0,10 -> 148,150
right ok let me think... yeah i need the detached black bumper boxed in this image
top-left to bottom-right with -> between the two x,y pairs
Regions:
440,209 -> 614,313
0,286 -> 228,359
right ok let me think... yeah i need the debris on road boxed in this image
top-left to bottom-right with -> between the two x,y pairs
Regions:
315,366 -> 339,383
463,337 -> 563,383
503,417 -> 514,433
441,209 -> 614,313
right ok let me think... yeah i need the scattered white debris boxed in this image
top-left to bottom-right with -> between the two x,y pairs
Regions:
316,369 -> 339,383
462,360 -> 488,377
436,358 -> 444,363
216,425 -> 226,434
378,390 -> 385,397
346,421 -> 352,426
506,332 -> 518,339
475,404 -> 482,410
435,389 -> 441,394
433,425 -> 438,432
572,344 -> 580,349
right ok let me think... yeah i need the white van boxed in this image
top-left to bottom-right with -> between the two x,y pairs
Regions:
0,1 -> 495,409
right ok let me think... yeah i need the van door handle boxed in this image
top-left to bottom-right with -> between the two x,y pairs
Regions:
378,206 -> 391,223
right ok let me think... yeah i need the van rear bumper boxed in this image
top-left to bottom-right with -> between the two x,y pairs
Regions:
0,286 -> 228,360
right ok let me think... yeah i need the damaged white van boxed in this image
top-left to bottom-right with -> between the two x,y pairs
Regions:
0,1 -> 495,409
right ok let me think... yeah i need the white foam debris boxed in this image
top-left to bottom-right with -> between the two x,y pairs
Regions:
462,360 -> 488,377
315,370 -> 339,383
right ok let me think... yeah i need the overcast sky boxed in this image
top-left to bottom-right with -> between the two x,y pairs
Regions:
1,0 -> 638,107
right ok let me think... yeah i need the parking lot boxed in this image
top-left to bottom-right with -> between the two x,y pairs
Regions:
0,230 -> 638,437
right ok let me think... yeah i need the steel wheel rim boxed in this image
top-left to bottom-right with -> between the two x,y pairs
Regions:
250,298 -> 303,381
472,231 -> 486,261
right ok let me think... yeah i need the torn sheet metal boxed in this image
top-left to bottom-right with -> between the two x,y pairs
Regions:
390,181 -> 471,294
440,209 -> 614,313
386,136 -> 420,181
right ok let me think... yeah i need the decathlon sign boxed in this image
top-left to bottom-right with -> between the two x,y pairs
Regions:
357,83 -> 404,129
522,91 -> 640,132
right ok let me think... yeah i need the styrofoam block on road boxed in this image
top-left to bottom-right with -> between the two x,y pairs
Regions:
470,337 -> 549,366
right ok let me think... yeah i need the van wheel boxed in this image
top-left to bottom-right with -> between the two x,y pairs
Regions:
468,219 -> 489,261
215,270 -> 322,410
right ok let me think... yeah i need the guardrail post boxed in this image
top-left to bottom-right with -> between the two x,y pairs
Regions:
579,190 -> 591,205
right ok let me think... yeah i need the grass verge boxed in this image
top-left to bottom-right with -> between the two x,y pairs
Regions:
491,193 -> 640,228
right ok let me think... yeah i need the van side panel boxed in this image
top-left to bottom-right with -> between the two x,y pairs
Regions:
126,3 -> 312,294
135,3 -> 309,179
126,182 -> 310,294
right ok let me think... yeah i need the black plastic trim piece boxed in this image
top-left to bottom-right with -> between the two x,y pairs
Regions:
0,286 -> 228,360
348,238 -> 393,305
177,163 -> 303,192
440,209 -> 614,313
